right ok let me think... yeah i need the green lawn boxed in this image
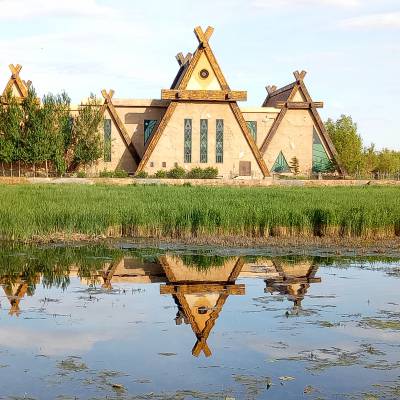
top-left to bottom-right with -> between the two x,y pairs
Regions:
0,184 -> 399,240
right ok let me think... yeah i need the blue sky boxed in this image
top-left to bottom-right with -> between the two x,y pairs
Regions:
0,0 -> 398,149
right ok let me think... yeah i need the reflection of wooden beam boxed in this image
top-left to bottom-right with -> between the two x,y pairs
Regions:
227,257 -> 245,282
160,283 -> 245,295
161,89 -> 247,102
275,101 -> 323,109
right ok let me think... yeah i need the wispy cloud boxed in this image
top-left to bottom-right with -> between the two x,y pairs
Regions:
252,0 -> 361,9
340,11 -> 400,29
0,0 -> 116,20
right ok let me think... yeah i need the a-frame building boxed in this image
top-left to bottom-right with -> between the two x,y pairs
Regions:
258,71 -> 345,175
137,26 -> 269,178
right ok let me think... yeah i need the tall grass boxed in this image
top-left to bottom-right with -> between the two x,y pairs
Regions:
0,184 -> 399,241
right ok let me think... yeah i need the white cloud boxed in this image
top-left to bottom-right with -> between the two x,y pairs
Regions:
340,12 -> 400,29
0,326 -> 116,355
252,0 -> 361,9
0,0 -> 116,20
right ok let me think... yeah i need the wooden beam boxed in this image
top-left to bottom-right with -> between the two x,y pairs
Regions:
3,64 -> 28,98
266,85 -> 277,95
176,52 -> 192,67
101,89 -> 141,166
160,284 -> 245,295
260,107 -> 287,155
260,83 -> 298,154
136,101 -> 178,173
293,70 -> 307,81
194,26 -> 214,47
229,102 -> 270,177
275,101 -> 324,109
161,89 -> 247,102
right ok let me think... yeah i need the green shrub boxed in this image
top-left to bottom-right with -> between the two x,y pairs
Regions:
99,170 -> 113,178
77,171 -> 86,178
202,167 -> 218,179
113,169 -> 129,178
135,171 -> 149,178
186,167 -> 204,179
167,166 -> 186,179
154,170 -> 168,178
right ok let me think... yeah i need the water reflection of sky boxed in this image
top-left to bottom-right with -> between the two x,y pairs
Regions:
0,250 -> 399,399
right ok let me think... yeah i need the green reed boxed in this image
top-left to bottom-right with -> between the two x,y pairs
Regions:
0,184 -> 399,240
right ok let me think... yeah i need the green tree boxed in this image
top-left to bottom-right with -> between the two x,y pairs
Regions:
21,87 -> 48,176
0,91 -> 23,176
71,94 -> 103,172
42,92 -> 72,175
325,115 -> 363,175
375,149 -> 400,175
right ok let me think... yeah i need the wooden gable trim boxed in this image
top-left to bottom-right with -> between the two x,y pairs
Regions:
101,90 -> 141,166
137,26 -> 267,176
296,80 -> 346,175
160,283 -> 245,295
275,101 -> 324,109
2,64 -> 29,99
136,101 -> 177,173
229,102 -> 270,177
161,89 -> 247,102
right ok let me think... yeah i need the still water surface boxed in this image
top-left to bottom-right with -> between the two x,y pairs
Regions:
0,245 -> 399,399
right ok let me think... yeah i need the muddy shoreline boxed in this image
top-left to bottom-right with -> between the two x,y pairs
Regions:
3,235 -> 400,257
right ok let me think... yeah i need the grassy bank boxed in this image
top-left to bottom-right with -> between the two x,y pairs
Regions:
0,184 -> 399,242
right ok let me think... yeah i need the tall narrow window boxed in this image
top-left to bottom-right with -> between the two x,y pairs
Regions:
144,120 -> 157,145
200,119 -> 208,163
104,119 -> 112,162
184,119 -> 192,163
216,119 -> 224,163
246,121 -> 257,142
312,127 -> 332,172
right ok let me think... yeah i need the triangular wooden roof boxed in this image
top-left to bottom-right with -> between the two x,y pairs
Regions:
136,26 -> 269,177
159,255 -> 245,357
2,64 -> 30,100
100,90 -> 141,166
260,71 -> 346,176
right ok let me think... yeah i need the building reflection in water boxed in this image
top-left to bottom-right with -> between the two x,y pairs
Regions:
159,255 -> 245,357
264,258 -> 321,314
0,252 -> 322,353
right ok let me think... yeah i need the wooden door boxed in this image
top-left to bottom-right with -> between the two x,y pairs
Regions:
239,161 -> 251,176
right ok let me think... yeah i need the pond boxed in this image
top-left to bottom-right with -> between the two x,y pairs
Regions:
0,244 -> 399,400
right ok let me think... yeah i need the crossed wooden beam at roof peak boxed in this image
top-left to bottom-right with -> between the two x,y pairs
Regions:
266,70 -> 307,95
194,26 -> 214,47
2,63 -> 30,99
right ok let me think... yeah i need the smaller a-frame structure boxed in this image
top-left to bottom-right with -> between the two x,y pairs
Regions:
159,255 -> 245,357
100,90 -> 141,167
136,26 -> 269,178
265,258 -> 321,312
260,71 -> 345,176
0,274 -> 39,316
1,64 -> 30,101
